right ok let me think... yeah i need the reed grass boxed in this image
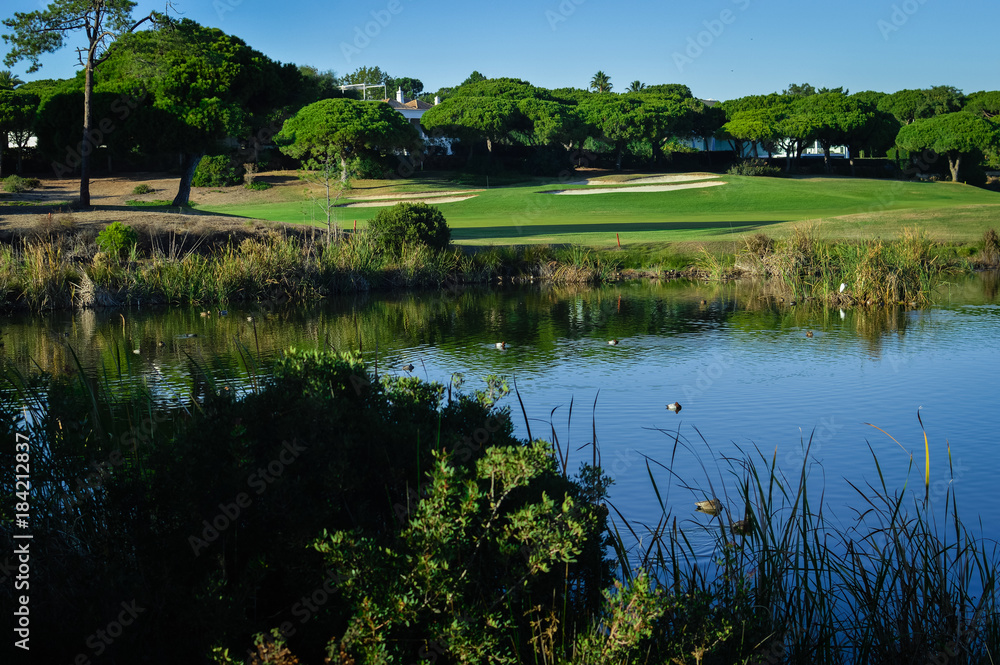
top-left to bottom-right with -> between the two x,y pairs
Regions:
601,422 -> 1000,664
0,225 -> 991,310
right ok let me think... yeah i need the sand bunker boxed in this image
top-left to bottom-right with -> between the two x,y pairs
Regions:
345,190 -> 481,201
563,173 -> 720,186
339,195 -> 478,208
546,181 -> 726,196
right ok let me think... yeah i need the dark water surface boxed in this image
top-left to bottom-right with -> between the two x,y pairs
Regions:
3,274 -> 999,556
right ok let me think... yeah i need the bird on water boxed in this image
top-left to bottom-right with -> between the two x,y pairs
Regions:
667,402 -> 682,413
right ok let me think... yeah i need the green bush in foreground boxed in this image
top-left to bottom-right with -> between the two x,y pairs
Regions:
95,220 -> 138,259
2,174 -> 41,193
367,202 -> 451,254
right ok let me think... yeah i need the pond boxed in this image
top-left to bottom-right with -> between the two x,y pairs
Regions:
2,273 -> 999,559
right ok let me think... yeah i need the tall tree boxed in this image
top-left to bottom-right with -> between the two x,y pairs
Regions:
589,71 -> 612,93
626,80 -> 645,93
579,95 -> 655,170
276,98 -> 419,238
795,92 -> 868,173
276,97 -> 419,182
784,82 -> 816,97
2,0 -> 162,206
390,76 -> 423,99
97,19 -> 298,205
421,95 -> 523,162
895,111 -> 999,182
0,69 -> 24,89
0,88 -> 38,175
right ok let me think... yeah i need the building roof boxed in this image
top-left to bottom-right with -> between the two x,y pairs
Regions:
383,98 -> 434,110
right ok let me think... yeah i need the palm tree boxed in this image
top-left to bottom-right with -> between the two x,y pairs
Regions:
589,71 -> 612,93
627,80 -> 645,93
0,70 -> 24,90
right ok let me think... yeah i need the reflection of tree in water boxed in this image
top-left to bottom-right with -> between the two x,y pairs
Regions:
980,270 -> 999,301
849,306 -> 910,358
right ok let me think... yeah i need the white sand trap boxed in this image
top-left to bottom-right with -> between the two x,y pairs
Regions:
547,181 -> 726,196
340,195 -> 478,208
563,173 -> 720,186
620,174 -> 721,185
347,189 -> 481,201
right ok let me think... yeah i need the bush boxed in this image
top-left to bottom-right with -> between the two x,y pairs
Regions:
131,183 -> 154,195
244,180 -> 272,191
192,154 -> 242,187
350,154 -> 391,179
95,221 -> 138,258
368,202 -> 451,254
727,158 -> 782,177
3,174 -> 41,193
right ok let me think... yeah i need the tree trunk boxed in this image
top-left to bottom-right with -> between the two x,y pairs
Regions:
80,63 -> 94,207
823,144 -> 832,173
615,143 -> 624,171
172,151 -> 204,207
949,154 -> 961,182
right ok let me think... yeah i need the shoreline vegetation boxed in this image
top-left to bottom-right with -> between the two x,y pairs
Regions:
0,220 -> 997,311
2,348 -> 997,663
2,170 -> 1000,311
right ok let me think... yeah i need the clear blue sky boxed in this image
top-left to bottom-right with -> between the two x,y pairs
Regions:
3,0 -> 996,100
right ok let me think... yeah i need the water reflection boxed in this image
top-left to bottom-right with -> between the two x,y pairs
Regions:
2,273 -> 998,555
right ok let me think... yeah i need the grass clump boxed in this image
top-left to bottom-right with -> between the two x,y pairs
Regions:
979,228 -> 1000,267
95,221 -> 138,260
131,183 -> 155,195
3,174 -> 41,193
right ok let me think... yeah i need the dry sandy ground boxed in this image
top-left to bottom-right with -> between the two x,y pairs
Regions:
0,172 -> 305,243
547,180 -> 726,196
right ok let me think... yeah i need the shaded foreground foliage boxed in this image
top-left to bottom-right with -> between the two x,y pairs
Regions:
1,349 -> 998,664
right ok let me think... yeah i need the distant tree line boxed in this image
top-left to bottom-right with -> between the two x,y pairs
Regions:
3,3 -> 999,206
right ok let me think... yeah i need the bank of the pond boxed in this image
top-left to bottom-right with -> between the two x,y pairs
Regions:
0,224 -> 997,310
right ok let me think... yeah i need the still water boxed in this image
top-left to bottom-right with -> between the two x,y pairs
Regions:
2,275 -> 999,555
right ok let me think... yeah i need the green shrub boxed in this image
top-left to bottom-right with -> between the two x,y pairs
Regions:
95,221 -> 138,258
192,154 -> 242,187
244,180 -> 272,191
727,158 -> 782,177
3,174 -> 41,193
131,183 -> 154,195
368,202 -> 451,254
350,153 -> 390,179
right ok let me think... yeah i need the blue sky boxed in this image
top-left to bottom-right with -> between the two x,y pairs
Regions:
3,0 -> 996,100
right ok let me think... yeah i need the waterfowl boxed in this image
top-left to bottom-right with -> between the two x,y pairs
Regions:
731,517 -> 752,536
608,339 -> 619,346
495,342 -> 507,349
806,330 -> 814,338
839,283 -> 847,293
402,363 -> 415,372
157,341 -> 165,347
695,498 -> 723,515
666,402 -> 682,413
218,309 -> 228,316
246,316 -> 255,322
200,311 -> 210,317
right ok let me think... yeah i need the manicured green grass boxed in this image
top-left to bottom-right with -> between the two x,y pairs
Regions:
199,174 -> 1000,247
